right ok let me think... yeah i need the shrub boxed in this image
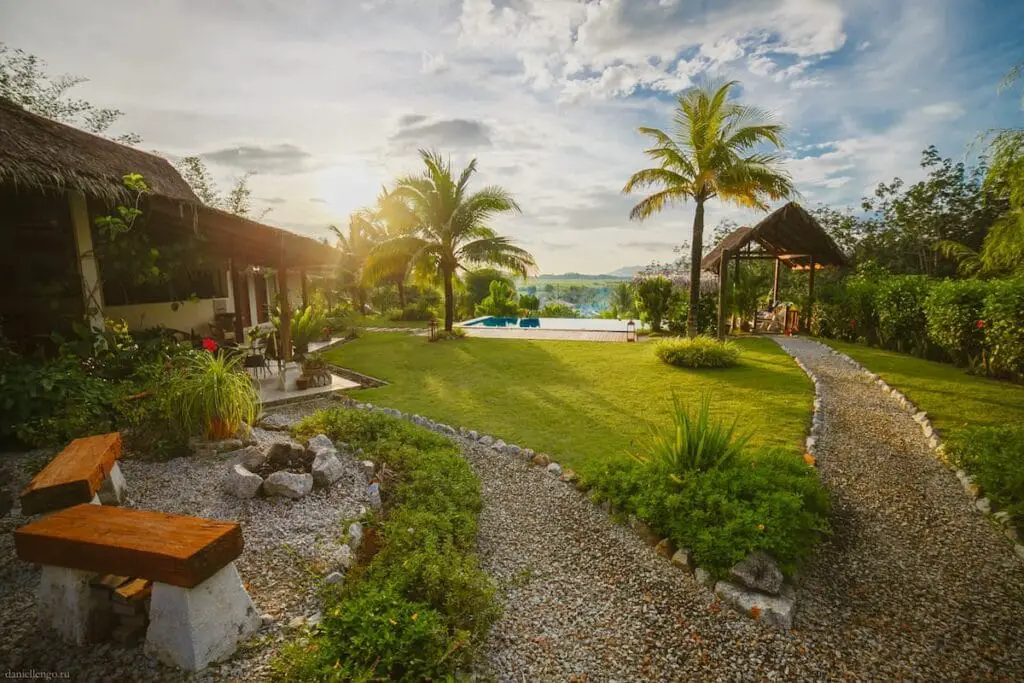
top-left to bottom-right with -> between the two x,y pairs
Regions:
475,280 -> 520,317
387,304 -> 436,322
924,279 -> 989,368
666,286 -> 717,336
632,276 -> 676,332
654,336 -> 740,368
519,293 -> 540,314
430,328 -> 467,342
634,393 -> 751,476
982,278 -> 1024,379
167,351 -> 260,439
280,408 -> 498,679
946,426 -> 1024,520
874,275 -> 930,355
538,301 -> 579,318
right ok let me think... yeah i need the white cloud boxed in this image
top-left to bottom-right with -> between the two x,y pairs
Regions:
421,51 -> 449,74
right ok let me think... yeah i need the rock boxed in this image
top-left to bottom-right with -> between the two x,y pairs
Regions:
1015,544 -> 1024,562
312,451 -> 344,487
729,551 -> 784,595
479,435 -> 495,446
976,497 -> 992,515
694,568 -> 715,589
922,423 -> 934,439
559,469 -> 578,483
715,580 -> 795,631
993,511 -> 1012,525
361,460 -> 376,479
546,462 -> 562,477
671,549 -> 693,571
233,446 -> 267,471
307,612 -> 323,628
347,522 -> 363,551
654,538 -> 674,559
307,434 -> 336,456
522,448 -> 535,460
267,441 -> 305,466
532,453 -> 551,467
505,444 -> 522,457
324,571 -> 344,585
263,471 -> 313,499
367,482 -> 382,508
630,518 -> 660,545
287,616 -> 306,630
190,436 -> 244,455
493,439 -> 507,451
226,464 -> 264,499
468,430 -> 479,440
260,614 -> 276,628
913,411 -> 927,423
333,544 -> 354,570
259,412 -> 295,431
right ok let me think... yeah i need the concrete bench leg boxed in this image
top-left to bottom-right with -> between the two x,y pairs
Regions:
145,562 -> 260,671
38,565 -> 102,645
98,462 -> 127,506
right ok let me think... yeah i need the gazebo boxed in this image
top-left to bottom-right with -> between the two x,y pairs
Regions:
700,202 -> 847,338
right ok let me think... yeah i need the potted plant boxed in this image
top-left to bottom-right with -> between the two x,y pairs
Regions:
169,351 -> 261,441
296,352 -> 331,389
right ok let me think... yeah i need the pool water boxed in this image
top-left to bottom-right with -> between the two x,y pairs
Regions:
461,316 -> 642,332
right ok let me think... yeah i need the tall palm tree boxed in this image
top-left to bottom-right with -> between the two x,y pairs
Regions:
367,150 -> 535,330
623,80 -> 794,337
329,211 -> 381,314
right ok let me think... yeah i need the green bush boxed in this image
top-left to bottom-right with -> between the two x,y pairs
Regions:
946,426 -> 1024,520
584,449 -> 829,577
874,275 -> 930,355
654,336 -> 740,368
279,408 -> 497,680
924,279 -> 989,368
634,393 -> 750,476
538,302 -> 579,318
431,328 -> 467,342
167,351 -> 260,440
666,286 -> 717,336
632,276 -> 676,333
982,279 -> 1024,379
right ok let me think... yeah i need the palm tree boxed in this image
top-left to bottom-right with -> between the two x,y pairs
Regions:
623,80 -> 794,337
367,150 -> 535,330
329,211 -> 381,314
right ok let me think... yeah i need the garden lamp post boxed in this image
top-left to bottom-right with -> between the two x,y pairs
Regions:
626,319 -> 636,343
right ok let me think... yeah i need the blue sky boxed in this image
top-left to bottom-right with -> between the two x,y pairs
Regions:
2,0 -> 1021,273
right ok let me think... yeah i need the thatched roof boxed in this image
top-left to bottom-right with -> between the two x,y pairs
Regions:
701,202 -> 848,273
0,96 -> 197,203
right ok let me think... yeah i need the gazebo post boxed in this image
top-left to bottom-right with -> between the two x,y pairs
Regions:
278,267 -> 292,361
717,248 -> 731,340
300,269 -> 309,310
230,260 -> 246,343
805,254 -> 816,333
772,257 -> 781,306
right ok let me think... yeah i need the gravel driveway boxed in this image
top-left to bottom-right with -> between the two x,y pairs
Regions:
468,336 -> 1024,681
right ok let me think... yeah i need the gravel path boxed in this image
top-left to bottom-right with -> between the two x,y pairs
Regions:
1,398 -> 366,682
468,337 -> 1024,681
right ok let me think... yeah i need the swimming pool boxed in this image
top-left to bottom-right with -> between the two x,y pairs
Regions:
461,316 -> 643,332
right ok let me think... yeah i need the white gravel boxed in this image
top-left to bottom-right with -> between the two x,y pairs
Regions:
1,399 -> 366,681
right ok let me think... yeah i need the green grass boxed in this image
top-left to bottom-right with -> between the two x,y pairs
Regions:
323,334 -> 812,474
351,315 -> 430,329
821,339 -> 1024,434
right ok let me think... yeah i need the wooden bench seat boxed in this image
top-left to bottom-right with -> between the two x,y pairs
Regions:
20,433 -> 122,515
14,503 -> 243,588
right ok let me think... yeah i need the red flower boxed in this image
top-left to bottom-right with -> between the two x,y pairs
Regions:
202,337 -> 219,353
976,320 -> 985,329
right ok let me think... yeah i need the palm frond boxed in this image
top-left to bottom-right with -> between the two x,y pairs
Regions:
458,236 -> 536,277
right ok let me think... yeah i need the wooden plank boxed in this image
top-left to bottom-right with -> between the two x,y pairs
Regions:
20,433 -> 122,516
14,504 -> 243,588
114,578 -> 153,604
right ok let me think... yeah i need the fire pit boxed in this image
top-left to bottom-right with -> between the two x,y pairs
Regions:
225,434 -> 345,500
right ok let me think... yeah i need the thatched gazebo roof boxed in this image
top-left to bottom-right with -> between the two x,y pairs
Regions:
0,97 -> 338,268
701,202 -> 848,274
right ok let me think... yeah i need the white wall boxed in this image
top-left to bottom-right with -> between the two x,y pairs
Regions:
105,299 -> 224,335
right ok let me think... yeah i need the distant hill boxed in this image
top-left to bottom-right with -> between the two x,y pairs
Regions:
602,265 -> 645,278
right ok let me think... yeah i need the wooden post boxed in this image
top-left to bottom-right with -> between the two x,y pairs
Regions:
278,267 -> 291,361
69,191 -> 105,332
716,249 -> 731,340
805,255 -> 816,333
300,270 -> 309,310
772,257 -> 781,306
230,261 -> 246,342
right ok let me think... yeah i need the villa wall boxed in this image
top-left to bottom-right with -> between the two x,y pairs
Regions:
105,297 -> 232,335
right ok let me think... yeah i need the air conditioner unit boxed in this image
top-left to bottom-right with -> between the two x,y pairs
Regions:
212,298 -> 230,315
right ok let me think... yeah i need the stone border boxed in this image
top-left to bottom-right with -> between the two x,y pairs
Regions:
324,363 -> 388,388
345,399 -> 800,631
793,337 -> 1024,564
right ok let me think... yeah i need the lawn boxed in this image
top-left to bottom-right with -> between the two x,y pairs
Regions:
323,334 -> 813,474
350,315 -> 430,329
821,339 -> 1024,434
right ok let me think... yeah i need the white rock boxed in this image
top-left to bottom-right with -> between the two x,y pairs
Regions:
546,462 -> 563,477
913,411 -> 927,423
263,471 -> 313,499
493,439 -> 507,451
922,423 -> 934,439
361,460 -> 376,479
671,549 -> 693,571
311,451 -> 344,487
324,571 -> 344,585
333,544 -> 354,570
1015,545 -> 1024,562
347,522 -> 363,551
98,461 -> 128,506
715,580 -> 795,631
367,482 -> 382,508
307,434 -> 336,457
993,511 -> 1012,525
522,448 -> 535,460
694,567 -> 715,589
928,435 -> 940,449
479,435 -> 495,446
260,614 -> 276,628
805,436 -> 817,451
226,464 -> 264,499
234,446 -> 267,471
468,430 -> 479,440
145,563 -> 261,671
505,444 -> 522,457
729,551 -> 784,595
976,497 -> 992,515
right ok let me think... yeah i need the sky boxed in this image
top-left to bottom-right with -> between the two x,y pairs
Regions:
2,0 -> 1022,274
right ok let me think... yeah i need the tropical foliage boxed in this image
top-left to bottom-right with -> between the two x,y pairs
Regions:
167,351 -> 260,440
475,280 -> 520,316
623,79 -> 794,337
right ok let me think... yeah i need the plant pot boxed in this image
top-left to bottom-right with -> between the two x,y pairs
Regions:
207,417 -> 238,440
296,376 -> 311,390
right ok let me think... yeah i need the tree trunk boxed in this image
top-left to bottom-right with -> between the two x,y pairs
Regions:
397,279 -> 407,309
687,198 -> 705,338
443,269 -> 454,331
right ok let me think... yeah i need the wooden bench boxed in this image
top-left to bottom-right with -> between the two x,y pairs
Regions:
20,433 -> 126,515
15,504 -> 260,671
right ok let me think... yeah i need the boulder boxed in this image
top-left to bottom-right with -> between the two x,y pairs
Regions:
333,544 -> 354,571
532,453 -> 551,467
312,452 -> 345,487
263,471 -> 313,499
479,435 -> 495,447
546,462 -> 562,477
694,568 -> 715,589
347,522 -> 364,551
190,436 -> 244,455
267,441 -> 306,467
559,469 -> 578,483
505,444 -> 522,457
226,464 -> 263,499
671,549 -> 693,571
493,439 -> 507,451
233,446 -> 267,471
654,538 -> 674,559
522,448 -> 535,460
715,581 -> 795,631
468,430 -> 479,441
360,460 -> 376,479
729,551 -> 784,595
324,572 -> 344,585
307,434 -> 336,457
367,482 -> 382,508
